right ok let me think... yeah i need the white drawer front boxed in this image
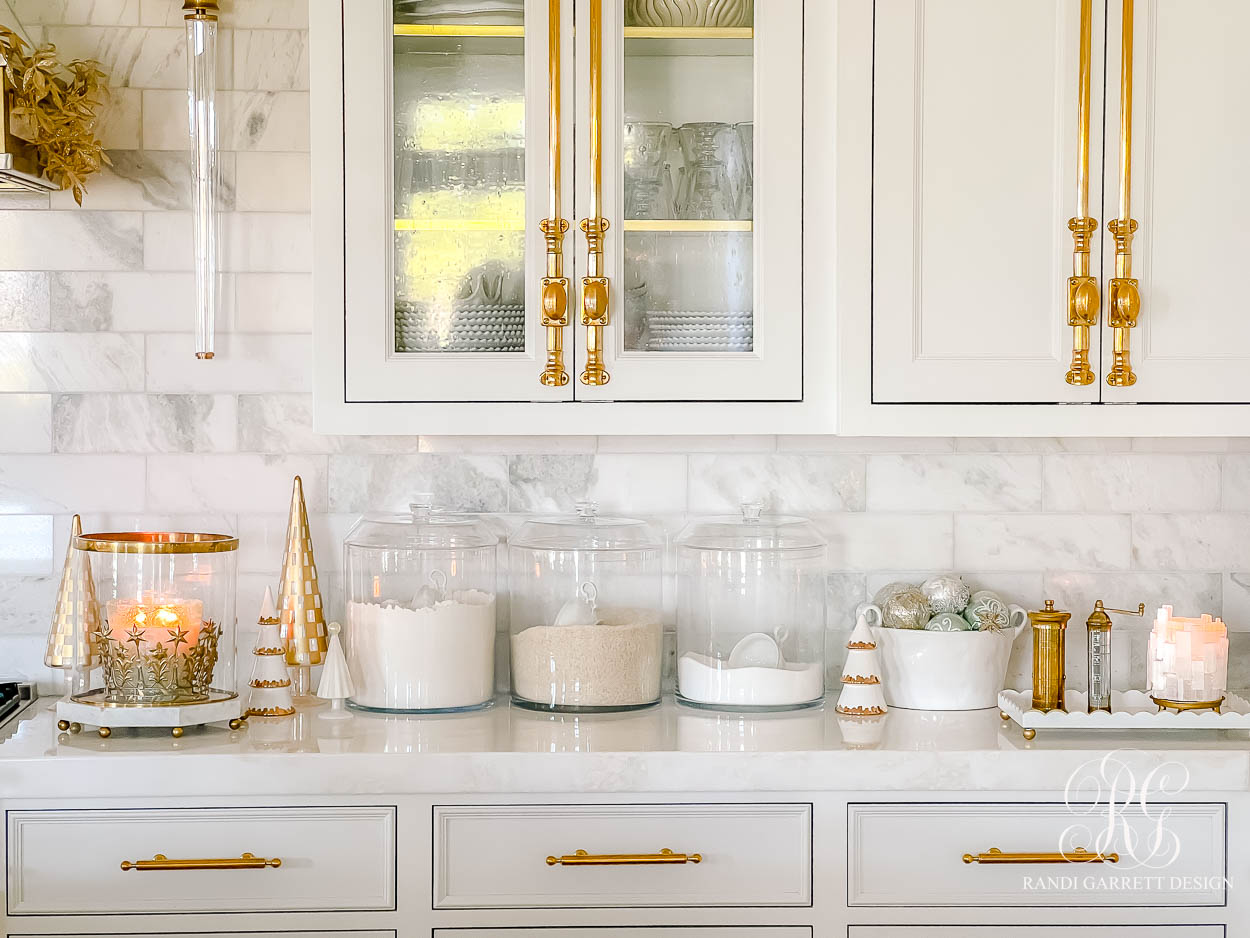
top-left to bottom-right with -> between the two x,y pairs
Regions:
18,934 -> 396,938
848,802 -> 1226,908
433,803 -> 812,909
6,806 -> 396,915
437,931 -> 810,938
849,929 -> 1222,937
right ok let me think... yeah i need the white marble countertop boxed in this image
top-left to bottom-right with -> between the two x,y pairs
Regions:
1,696 -> 1248,798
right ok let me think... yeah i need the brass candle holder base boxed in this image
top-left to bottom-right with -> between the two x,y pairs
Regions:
1151,695 -> 1226,715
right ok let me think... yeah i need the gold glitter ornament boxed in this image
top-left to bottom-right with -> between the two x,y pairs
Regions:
880,586 -> 931,630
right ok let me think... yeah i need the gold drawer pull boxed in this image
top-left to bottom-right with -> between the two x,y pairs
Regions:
546,848 -> 702,866
120,852 -> 282,872
963,846 -> 1118,865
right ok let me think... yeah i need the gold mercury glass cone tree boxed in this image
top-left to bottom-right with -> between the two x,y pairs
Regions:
44,514 -> 102,673
278,475 -> 328,669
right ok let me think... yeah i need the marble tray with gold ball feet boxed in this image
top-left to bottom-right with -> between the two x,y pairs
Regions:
56,690 -> 243,739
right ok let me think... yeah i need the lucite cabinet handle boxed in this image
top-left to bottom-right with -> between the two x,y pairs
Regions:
547,848 -> 702,866
962,846 -> 1118,865
579,0 -> 611,386
1106,0 -> 1140,388
120,852 -> 282,871
539,0 -> 571,387
1064,0 -> 1099,386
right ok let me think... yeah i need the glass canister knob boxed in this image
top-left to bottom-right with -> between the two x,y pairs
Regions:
410,494 -> 435,520
740,501 -> 764,523
575,500 -> 599,522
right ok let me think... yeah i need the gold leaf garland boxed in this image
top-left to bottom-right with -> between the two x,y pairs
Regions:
0,26 -> 109,204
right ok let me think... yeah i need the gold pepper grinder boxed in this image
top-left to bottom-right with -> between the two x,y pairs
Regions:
1085,600 -> 1145,714
1030,600 -> 1071,712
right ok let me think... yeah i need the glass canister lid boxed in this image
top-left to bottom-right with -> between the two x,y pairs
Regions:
344,495 -> 498,550
511,501 -> 662,551
675,502 -> 827,552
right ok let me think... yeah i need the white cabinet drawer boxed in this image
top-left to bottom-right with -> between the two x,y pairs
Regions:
437,931 -> 810,938
18,934 -> 396,938
848,802 -> 1226,908
849,929 -> 1222,937
6,806 -> 396,915
433,803 -> 812,909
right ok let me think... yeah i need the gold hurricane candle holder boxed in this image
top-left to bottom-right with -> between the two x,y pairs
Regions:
55,532 -> 242,738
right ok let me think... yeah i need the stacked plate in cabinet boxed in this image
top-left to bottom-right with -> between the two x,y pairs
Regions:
644,310 -> 753,352
395,302 -> 525,353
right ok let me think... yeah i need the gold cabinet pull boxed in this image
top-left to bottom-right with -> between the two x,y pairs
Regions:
546,848 -> 702,866
120,852 -> 282,872
1065,0 -> 1099,386
962,847 -> 1118,865
1107,0 -> 1140,387
539,0 -> 570,386
579,0 -> 610,386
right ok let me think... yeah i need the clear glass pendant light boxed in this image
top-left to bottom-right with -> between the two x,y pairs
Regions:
185,0 -> 220,359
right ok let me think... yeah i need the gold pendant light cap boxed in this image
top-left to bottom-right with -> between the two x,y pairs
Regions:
183,0 -> 220,19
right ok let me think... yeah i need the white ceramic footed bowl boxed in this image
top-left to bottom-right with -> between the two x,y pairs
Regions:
871,624 -> 1024,711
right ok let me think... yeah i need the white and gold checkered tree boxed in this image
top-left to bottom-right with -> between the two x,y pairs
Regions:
44,514 -> 101,692
277,475 -> 328,697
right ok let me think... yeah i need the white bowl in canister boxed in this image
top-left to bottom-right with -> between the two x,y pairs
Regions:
871,623 -> 1025,711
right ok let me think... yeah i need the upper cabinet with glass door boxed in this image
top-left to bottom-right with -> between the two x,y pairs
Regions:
310,0 -> 827,434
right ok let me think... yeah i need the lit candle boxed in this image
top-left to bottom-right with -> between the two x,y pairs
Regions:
106,597 -> 204,653
1148,605 -> 1229,703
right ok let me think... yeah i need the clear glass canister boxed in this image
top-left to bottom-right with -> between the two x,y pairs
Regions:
65,532 -> 239,707
344,501 -> 499,713
509,502 -> 664,713
675,505 -> 828,711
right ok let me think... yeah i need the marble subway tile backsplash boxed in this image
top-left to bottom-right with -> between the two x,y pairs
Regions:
3,0 -> 1250,697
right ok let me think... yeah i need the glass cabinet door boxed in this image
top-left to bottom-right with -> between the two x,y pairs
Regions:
574,0 -> 803,401
342,0 -> 573,403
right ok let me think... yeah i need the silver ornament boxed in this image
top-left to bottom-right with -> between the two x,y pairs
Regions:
880,586 -> 932,630
921,574 -> 971,615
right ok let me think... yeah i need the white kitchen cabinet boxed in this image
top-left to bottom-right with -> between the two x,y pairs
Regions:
871,0 -> 1104,406
1103,0 -> 1250,403
6,806 -> 397,915
848,802 -> 1227,907
433,802 -> 812,908
848,929 -> 1222,937
831,0 -> 1250,434
436,931 -> 810,937
311,0 -> 827,435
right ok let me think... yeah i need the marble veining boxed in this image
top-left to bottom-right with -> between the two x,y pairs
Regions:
53,393 -> 236,453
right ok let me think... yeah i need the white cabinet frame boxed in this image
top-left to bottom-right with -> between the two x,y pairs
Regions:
311,0 -> 834,434
832,0 -> 1250,435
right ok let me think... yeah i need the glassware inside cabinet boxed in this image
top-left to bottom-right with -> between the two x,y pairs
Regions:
621,9 -> 755,355
392,1 -> 528,355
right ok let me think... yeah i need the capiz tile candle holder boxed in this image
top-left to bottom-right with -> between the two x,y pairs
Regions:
55,532 -> 242,739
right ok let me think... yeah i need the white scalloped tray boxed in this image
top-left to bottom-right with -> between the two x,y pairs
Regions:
998,688 -> 1250,737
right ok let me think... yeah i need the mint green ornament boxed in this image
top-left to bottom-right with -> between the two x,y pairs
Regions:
926,612 -> 971,632
964,590 -> 1008,632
